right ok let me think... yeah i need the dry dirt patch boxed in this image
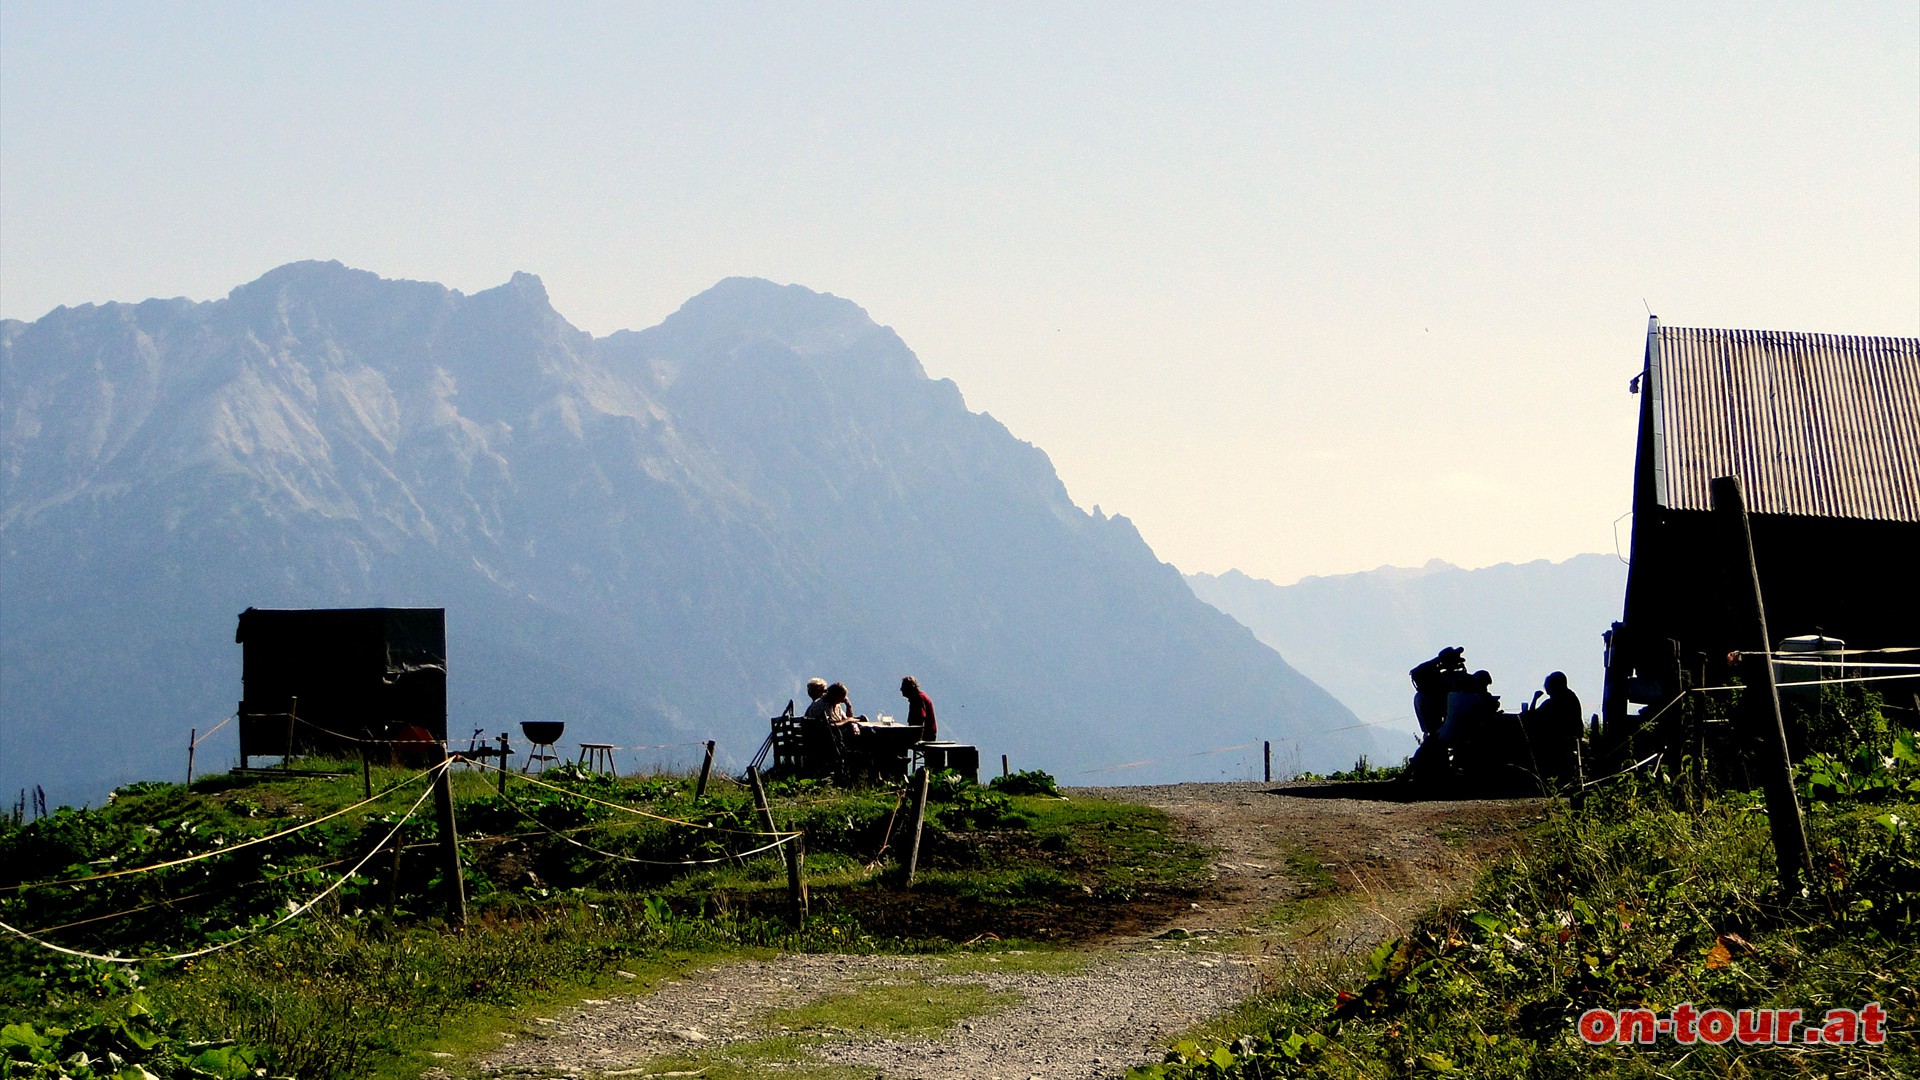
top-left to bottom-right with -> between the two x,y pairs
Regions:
456,781 -> 1543,1080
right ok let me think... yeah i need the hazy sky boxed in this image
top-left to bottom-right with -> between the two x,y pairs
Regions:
4,3 -> 1916,584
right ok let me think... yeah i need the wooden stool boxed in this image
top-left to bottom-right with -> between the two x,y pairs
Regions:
578,743 -> 617,775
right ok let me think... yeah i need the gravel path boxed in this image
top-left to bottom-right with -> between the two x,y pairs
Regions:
473,949 -> 1259,1080
455,782 -> 1542,1080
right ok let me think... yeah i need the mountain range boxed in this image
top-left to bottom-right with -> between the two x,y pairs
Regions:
2,262 -> 1376,807
1187,555 -> 1628,761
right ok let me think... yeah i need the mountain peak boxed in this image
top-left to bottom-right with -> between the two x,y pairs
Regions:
659,277 -> 886,357
223,261 -> 460,327
504,270 -> 549,303
228,259 -> 376,297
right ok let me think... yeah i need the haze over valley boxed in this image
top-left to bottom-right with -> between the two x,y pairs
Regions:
1190,555 -> 1628,755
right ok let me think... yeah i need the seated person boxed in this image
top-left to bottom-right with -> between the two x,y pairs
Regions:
900,675 -> 937,742
801,677 -> 829,720
1436,670 -> 1499,749
821,681 -> 858,724
1525,671 -> 1583,780
798,677 -> 835,777
818,682 -> 866,781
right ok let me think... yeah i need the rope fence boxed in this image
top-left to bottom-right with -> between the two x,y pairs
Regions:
1,764 -> 442,894
0,744 -> 823,962
503,797 -> 799,867
1691,671 -> 1920,693
270,714 -> 730,758
1761,659 -> 1920,670
191,714 -> 234,747
464,758 -> 793,839
1581,751 -> 1664,791
0,767 -> 440,965
1762,645 -> 1920,657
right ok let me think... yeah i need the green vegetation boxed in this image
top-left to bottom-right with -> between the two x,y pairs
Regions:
0,761 -> 1201,1079
1,968 -> 273,1080
989,769 -> 1063,797
772,979 -> 1019,1037
633,1039 -> 873,1080
936,948 -> 1091,977
1280,849 -> 1337,896
621,974 -> 1020,1078
916,788 -> 1209,906
1292,756 -> 1408,784
1129,691 -> 1920,1079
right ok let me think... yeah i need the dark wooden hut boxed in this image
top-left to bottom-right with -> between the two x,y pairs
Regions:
1602,320 -> 1920,728
235,607 -> 447,765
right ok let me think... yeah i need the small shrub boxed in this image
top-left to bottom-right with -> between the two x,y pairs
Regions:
1325,755 -> 1405,783
1,985 -> 279,1080
926,769 -> 976,802
931,786 -> 1026,831
988,769 -> 1061,797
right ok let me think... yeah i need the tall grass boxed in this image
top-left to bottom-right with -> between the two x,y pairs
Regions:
1133,776 -> 1920,1078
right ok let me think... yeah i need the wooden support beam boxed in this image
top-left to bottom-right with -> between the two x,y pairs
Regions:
904,766 -> 932,887
430,753 -> 467,926
1711,474 -> 1813,898
746,765 -> 807,923
696,740 -> 716,800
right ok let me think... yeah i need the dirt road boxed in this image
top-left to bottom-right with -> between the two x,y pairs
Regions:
456,782 -> 1543,1080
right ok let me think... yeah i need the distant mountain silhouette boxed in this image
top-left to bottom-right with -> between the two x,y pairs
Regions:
2,262 -> 1373,806
1187,556 -> 1626,760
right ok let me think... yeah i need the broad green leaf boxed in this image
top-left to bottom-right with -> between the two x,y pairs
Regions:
0,1023 -> 48,1052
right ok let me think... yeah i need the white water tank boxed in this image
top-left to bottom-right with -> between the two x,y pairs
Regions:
1776,634 -> 1845,702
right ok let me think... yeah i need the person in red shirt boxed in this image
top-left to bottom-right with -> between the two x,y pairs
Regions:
900,675 -> 937,742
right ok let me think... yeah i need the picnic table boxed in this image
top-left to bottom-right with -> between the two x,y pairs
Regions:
762,710 -> 925,784
844,718 -> 923,782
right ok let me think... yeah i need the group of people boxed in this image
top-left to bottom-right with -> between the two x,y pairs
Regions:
799,675 -> 938,741
790,675 -> 939,783
1407,646 -> 1583,783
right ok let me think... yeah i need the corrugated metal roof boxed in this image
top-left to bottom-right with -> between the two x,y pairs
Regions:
1650,325 -> 1920,521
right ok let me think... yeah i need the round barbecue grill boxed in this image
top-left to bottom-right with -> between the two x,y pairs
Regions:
519,721 -> 565,772
520,721 -> 565,744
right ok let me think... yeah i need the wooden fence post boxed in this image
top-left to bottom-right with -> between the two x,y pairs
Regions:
696,740 -> 716,800
904,766 -> 932,887
1712,475 -> 1813,897
789,832 -> 808,920
496,733 -> 510,796
284,697 -> 298,774
1001,754 -> 1009,779
1264,740 -> 1272,783
430,752 -> 468,926
387,830 -> 404,916
746,765 -> 806,922
187,728 -> 197,787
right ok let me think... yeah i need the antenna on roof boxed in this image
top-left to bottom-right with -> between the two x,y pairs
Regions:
1642,298 -> 1654,317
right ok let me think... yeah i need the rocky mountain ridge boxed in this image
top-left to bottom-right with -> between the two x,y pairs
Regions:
2,262 -> 1372,805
